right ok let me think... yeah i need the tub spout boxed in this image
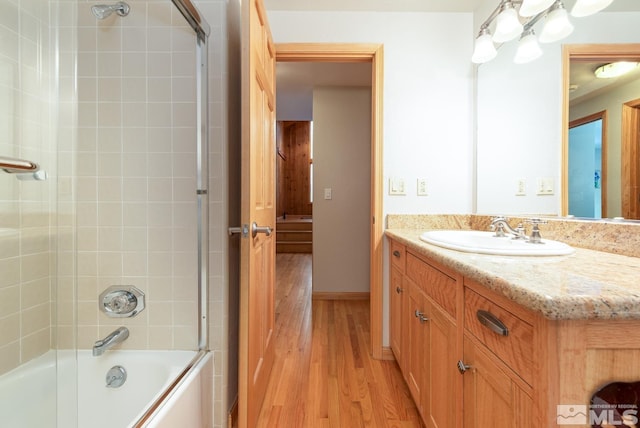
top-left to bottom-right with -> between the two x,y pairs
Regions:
93,327 -> 129,356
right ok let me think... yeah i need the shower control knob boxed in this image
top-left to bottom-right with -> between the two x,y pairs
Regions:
100,285 -> 145,318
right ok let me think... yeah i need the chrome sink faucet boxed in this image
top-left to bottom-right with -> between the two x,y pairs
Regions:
93,326 -> 129,356
490,216 -> 527,240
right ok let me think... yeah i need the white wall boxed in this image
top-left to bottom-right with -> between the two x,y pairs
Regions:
312,87 -> 371,293
268,11 -> 475,216
476,11 -> 640,216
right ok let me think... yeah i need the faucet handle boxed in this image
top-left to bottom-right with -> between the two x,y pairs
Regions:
525,218 -> 546,243
525,218 -> 547,225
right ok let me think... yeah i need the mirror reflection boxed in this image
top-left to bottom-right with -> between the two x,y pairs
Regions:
564,44 -> 640,220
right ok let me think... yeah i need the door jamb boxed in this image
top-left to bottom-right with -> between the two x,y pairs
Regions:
275,43 -> 385,359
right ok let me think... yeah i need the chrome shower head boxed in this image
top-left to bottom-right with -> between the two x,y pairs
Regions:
91,1 -> 130,20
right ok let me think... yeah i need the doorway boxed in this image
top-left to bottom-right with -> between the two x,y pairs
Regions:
568,112 -> 606,218
275,43 -> 385,358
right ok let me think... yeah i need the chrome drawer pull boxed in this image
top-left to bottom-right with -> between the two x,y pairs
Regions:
477,310 -> 509,336
392,250 -> 401,258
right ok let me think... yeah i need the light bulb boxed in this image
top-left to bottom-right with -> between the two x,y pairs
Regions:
493,2 -> 524,43
514,30 -> 543,64
570,0 -> 614,17
519,0 -> 556,17
539,2 -> 574,43
472,29 -> 498,64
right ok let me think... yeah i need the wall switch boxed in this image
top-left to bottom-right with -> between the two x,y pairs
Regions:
417,178 -> 428,196
389,177 -> 406,195
515,178 -> 526,196
537,177 -> 555,195
324,188 -> 332,200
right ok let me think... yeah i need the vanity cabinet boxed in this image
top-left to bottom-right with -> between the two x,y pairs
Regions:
461,280 -> 534,428
389,242 -> 459,428
389,240 -> 407,375
388,229 -> 640,428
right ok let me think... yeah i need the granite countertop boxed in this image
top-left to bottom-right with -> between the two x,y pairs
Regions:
385,215 -> 640,321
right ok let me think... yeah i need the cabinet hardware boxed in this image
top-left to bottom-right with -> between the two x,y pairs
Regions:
457,360 -> 471,374
393,250 -> 401,258
477,310 -> 509,336
396,286 -> 403,294
415,309 -> 429,323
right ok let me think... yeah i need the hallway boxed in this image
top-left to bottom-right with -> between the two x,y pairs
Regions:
256,253 -> 421,427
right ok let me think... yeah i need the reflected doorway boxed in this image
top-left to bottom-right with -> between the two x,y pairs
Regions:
568,112 -> 606,218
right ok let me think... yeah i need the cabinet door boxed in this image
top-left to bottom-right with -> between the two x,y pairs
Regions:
462,335 -> 532,428
423,301 -> 457,428
390,265 -> 405,371
407,279 -> 428,414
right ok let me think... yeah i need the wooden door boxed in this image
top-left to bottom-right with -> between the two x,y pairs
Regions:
238,0 -> 276,426
462,336 -> 532,428
423,301 -> 456,428
407,280 -> 427,415
390,266 -> 404,369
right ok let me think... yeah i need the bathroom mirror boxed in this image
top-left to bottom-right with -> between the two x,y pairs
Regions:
563,44 -> 640,220
475,6 -> 640,218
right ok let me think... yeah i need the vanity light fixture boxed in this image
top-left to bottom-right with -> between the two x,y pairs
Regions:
519,0 -> 555,17
471,27 -> 498,64
472,0 -> 612,65
594,61 -> 639,79
492,1 -> 524,43
571,0 -> 614,17
514,29 -> 543,63
539,1 -> 574,43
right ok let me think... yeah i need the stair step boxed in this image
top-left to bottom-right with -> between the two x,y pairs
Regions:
276,242 -> 312,253
276,230 -> 312,242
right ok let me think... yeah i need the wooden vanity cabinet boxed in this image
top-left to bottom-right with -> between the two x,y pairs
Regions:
389,241 -> 459,428
389,236 -> 640,427
389,240 -> 407,376
461,279 -> 535,428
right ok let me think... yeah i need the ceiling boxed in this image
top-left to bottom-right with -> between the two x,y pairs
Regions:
570,61 -> 640,105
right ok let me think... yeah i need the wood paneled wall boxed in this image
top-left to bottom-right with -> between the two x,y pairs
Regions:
276,121 -> 312,216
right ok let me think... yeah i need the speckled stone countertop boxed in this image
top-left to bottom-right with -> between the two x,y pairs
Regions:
385,214 -> 640,321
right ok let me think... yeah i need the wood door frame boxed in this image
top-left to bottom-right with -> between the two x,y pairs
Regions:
568,110 -> 608,218
622,98 -> 640,219
276,43 -> 385,359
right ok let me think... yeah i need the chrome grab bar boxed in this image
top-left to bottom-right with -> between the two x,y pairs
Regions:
0,156 -> 40,174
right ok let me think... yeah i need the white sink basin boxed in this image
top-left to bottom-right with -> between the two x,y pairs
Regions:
419,230 -> 575,256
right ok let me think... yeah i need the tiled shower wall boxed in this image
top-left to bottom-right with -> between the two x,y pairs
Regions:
75,0 -> 201,349
0,0 -> 55,375
74,0 -> 234,425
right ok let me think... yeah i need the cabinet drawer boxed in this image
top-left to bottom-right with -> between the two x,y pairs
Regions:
464,287 -> 533,385
390,240 -> 406,273
406,252 -> 457,318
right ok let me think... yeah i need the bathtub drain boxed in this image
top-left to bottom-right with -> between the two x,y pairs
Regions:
106,365 -> 127,388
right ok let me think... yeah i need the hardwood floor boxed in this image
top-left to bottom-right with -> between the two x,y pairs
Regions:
256,253 -> 422,427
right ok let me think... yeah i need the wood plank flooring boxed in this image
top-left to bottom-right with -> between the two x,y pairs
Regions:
256,253 -> 422,427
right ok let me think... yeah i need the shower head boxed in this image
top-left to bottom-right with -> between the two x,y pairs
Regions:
91,1 -> 130,19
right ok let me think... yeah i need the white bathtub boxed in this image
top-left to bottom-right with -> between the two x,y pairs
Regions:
0,349 -> 212,428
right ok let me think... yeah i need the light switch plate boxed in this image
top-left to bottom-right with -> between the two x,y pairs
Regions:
537,177 -> 554,195
324,188 -> 332,200
515,178 -> 526,196
389,177 -> 406,195
417,178 -> 428,196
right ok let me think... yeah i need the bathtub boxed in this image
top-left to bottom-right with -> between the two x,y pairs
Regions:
0,349 -> 212,428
